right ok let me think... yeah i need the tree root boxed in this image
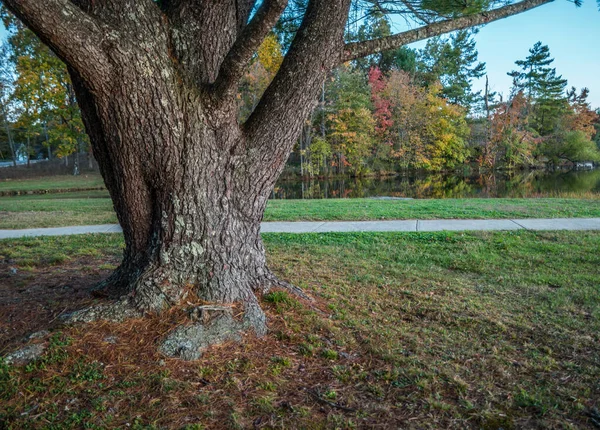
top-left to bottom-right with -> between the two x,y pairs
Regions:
63,267 -> 304,361
261,271 -> 313,302
92,262 -> 187,313
63,297 -> 268,361
62,298 -> 143,324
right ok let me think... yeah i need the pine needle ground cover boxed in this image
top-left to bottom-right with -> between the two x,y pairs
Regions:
1,231 -> 599,428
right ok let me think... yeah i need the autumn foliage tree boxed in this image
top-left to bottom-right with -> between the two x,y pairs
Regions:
369,67 -> 470,170
565,87 -> 598,139
2,17 -> 89,168
540,87 -> 600,164
486,91 -> 539,168
325,66 -> 375,175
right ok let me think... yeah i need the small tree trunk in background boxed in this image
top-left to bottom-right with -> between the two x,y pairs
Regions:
300,134 -> 304,177
485,76 -> 491,121
320,81 -> 326,138
73,153 -> 79,175
3,118 -> 17,167
43,123 -> 51,160
26,134 -> 30,167
482,75 -> 492,170
73,139 -> 80,176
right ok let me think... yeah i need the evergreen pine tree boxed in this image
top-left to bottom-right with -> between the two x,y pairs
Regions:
509,42 -> 567,135
417,30 -> 486,110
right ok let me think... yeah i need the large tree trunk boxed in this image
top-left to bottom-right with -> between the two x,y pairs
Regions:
46,0 -> 351,360
73,80 -> 275,302
67,41 -> 295,354
72,91 -> 278,356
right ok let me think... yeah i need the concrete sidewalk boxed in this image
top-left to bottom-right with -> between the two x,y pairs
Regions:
1,218 -> 600,239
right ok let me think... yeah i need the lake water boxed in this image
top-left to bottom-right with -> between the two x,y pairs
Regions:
2,168 -> 598,200
272,168 -> 600,199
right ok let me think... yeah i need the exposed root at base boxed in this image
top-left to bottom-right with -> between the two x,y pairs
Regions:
261,271 -> 313,302
62,295 -> 268,362
62,268 -> 304,361
62,299 -> 143,324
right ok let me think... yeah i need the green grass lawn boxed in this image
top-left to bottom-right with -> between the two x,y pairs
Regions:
0,175 -> 105,193
0,192 -> 116,229
265,197 -> 600,221
0,230 -> 598,428
1,194 -> 600,229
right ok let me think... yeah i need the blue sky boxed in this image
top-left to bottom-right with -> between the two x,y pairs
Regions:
406,0 -> 600,108
2,1 -> 598,108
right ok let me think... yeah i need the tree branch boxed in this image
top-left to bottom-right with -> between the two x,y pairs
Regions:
163,0 -> 254,84
244,0 -> 351,159
342,0 -> 554,62
1,0 -> 112,85
213,0 -> 288,97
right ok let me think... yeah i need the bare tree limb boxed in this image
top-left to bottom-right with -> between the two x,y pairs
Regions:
213,0 -> 288,97
342,0 -> 554,62
1,0 -> 112,85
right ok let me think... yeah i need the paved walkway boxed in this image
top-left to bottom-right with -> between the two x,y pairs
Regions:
1,218 -> 600,239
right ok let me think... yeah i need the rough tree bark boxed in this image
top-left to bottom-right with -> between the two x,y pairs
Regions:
1,0 -> 555,358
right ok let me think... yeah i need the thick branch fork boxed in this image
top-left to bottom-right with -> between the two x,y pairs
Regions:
214,0 -> 288,97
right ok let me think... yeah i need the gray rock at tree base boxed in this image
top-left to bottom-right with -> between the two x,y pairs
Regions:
4,343 -> 46,365
159,313 -> 242,361
28,330 -> 50,340
160,302 -> 267,361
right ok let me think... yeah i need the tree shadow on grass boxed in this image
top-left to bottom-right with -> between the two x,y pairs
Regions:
0,258 -> 116,352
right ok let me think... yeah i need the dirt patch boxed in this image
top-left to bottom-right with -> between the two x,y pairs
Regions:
0,258 -> 115,352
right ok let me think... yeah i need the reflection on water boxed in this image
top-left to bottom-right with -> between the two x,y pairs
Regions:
272,169 -> 600,199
